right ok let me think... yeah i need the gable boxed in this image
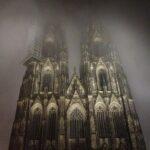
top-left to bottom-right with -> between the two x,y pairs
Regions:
66,74 -> 85,97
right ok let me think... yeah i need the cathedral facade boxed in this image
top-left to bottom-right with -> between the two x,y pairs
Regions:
9,23 -> 146,150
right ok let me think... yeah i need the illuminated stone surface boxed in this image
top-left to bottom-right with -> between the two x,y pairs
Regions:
9,23 -> 146,150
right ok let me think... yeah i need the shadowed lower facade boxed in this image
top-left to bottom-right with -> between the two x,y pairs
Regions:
9,23 -> 146,150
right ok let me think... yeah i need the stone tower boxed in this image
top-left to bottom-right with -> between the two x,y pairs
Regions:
9,23 -> 146,150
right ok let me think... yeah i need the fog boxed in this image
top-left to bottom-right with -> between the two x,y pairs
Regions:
0,0 -> 150,149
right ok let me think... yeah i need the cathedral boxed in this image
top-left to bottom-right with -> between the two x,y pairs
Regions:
9,22 -> 146,150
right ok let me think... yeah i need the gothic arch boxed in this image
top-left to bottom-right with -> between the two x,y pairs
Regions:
31,101 -> 43,115
109,102 -> 122,112
43,59 -> 54,72
30,102 -> 43,143
96,62 -> 109,91
109,102 -> 126,137
95,102 -> 111,138
95,102 -> 106,113
46,102 -> 58,115
46,103 -> 58,143
67,104 -> 87,149
67,74 -> 85,96
67,103 -> 86,120
41,59 -> 54,92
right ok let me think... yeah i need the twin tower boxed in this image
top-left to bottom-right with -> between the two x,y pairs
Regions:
9,23 -> 146,150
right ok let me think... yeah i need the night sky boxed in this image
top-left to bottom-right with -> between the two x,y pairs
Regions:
0,0 -> 150,149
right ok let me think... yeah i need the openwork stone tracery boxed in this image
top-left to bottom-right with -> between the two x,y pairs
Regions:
9,23 -> 146,150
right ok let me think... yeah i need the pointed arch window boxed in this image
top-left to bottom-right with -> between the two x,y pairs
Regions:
42,72 -> 53,91
30,108 -> 42,140
70,108 -> 86,139
110,106 -> 127,138
98,70 -> 108,91
96,108 -> 111,138
47,108 -> 57,141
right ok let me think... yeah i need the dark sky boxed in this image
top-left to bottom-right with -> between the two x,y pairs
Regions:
0,0 -> 150,149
